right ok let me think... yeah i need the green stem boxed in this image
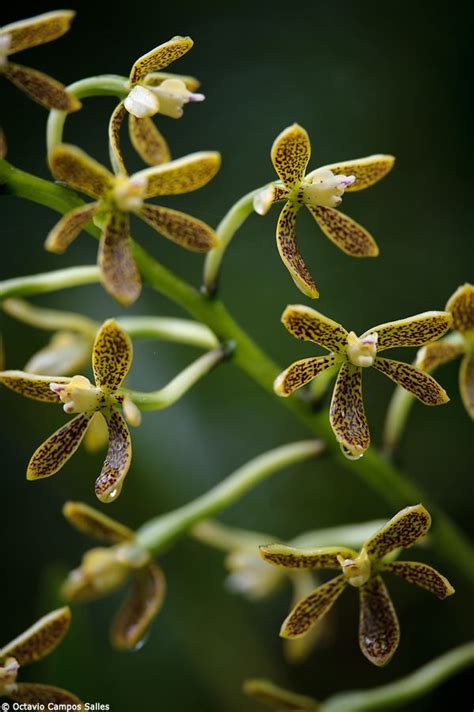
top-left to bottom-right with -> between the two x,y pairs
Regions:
117,316 -> 218,350
0,265 -> 100,300
46,75 -> 129,154
136,440 -> 323,554
202,187 -> 263,295
122,347 -> 226,411
322,642 -> 474,711
1,159 -> 473,581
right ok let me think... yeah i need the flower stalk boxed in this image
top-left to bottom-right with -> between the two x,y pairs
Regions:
1,158 -> 473,581
135,440 -> 324,554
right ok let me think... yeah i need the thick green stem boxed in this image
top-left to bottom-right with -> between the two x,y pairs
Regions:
122,347 -> 226,411
322,642 -> 474,712
46,75 -> 129,154
1,159 -> 473,581
136,440 -> 324,554
202,187 -> 263,295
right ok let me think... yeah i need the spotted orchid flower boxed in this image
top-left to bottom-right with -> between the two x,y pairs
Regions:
253,124 -> 394,298
260,505 -> 454,667
0,607 -> 81,706
417,283 -> 474,418
110,36 -> 204,171
0,319 -> 136,503
275,305 -> 451,458
0,11 -> 80,112
45,144 -> 220,305
62,501 -> 165,651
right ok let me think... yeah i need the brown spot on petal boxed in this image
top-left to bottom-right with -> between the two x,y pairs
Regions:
308,205 -> 379,257
365,505 -> 431,560
92,319 -> 132,393
274,355 -> 337,396
0,370 -> 70,402
281,575 -> 346,638
383,561 -> 454,599
95,408 -> 132,503
4,63 -> 80,112
271,124 -> 311,188
1,607 -> 70,665
27,413 -> 93,479
129,115 -> 171,166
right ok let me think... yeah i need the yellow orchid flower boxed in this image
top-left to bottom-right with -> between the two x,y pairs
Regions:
0,11 -> 80,111
417,283 -> 474,418
0,607 -> 82,706
62,501 -> 165,651
254,124 -> 394,298
275,305 -> 451,457
260,505 -> 454,667
110,36 -> 204,171
0,319 -> 134,502
45,144 -> 221,305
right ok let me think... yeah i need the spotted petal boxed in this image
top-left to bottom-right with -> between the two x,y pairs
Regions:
49,144 -> 114,199
243,679 -> 318,711
63,501 -> 134,543
260,544 -> 358,570
383,561 -> 454,599
373,357 -> 449,405
280,575 -> 346,638
330,362 -> 370,457
359,575 -> 400,666
416,340 -> 465,371
446,283 -> 474,333
1,10 -> 75,54
108,101 -> 128,175
361,312 -> 452,351
0,370 -> 71,402
276,201 -> 318,298
98,211 -> 141,306
92,319 -> 132,393
129,115 -> 171,166
0,607 -> 70,665
460,352 -> 474,418
110,563 -> 165,650
45,202 -> 100,254
308,205 -> 379,257
3,63 -> 81,112
274,355 -> 338,396
27,413 -> 93,479
139,204 -> 218,251
365,504 -> 431,560
10,683 -> 82,708
130,36 -> 194,84
136,151 -> 221,198
310,155 -> 395,192
281,305 -> 348,352
271,124 -> 310,188
94,408 -> 132,503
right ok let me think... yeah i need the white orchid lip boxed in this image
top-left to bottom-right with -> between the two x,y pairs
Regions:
124,85 -> 160,118
150,78 -> 205,119
346,331 -> 378,368
302,169 -> 356,208
50,375 -> 103,414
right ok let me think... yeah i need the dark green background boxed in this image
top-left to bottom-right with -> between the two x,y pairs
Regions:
1,1 -> 472,710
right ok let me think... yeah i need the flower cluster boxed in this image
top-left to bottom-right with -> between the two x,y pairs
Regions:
260,505 -> 454,666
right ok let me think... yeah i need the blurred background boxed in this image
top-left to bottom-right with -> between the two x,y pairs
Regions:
1,1 -> 473,709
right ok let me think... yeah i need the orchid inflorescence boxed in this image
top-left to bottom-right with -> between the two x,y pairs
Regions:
0,9 -> 471,709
